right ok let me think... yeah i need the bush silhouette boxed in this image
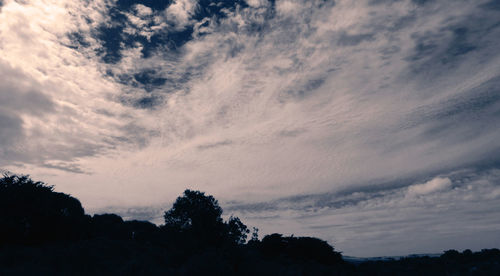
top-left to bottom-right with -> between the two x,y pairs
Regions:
260,233 -> 343,265
90,213 -> 129,239
125,220 -> 160,242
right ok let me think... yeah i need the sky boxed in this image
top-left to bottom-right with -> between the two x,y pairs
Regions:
1,0 -> 500,257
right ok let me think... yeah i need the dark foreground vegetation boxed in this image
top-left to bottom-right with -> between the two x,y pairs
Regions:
0,174 -> 499,275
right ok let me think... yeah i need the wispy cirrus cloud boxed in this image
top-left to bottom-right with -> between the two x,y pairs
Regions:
226,168 -> 500,256
0,0 -> 160,172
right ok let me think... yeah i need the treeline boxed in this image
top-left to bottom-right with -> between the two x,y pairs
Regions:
357,249 -> 500,275
0,174 -> 349,275
0,174 -> 499,275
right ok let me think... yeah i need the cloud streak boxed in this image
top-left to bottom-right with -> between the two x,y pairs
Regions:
226,168 -> 500,256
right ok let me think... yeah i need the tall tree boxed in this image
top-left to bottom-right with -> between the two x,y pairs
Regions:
163,189 -> 248,246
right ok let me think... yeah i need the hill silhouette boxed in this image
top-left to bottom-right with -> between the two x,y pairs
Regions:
0,174 -> 499,275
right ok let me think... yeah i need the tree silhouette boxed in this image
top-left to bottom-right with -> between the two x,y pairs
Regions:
164,190 -> 223,230
226,216 -> 249,245
163,190 -> 226,247
0,174 -> 86,244
163,189 -> 248,247
3,173 -> 500,275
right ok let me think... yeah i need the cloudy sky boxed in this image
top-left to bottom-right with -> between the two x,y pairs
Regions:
1,0 -> 500,257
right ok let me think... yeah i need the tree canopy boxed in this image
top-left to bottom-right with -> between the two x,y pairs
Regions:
0,174 -> 86,244
163,189 -> 249,246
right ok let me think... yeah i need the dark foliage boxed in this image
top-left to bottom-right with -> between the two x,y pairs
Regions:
356,249 -> 500,275
260,234 -> 343,265
163,189 -> 225,245
226,216 -> 250,245
0,174 -> 87,244
162,189 -> 249,248
0,174 -> 499,275
90,214 -> 128,240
